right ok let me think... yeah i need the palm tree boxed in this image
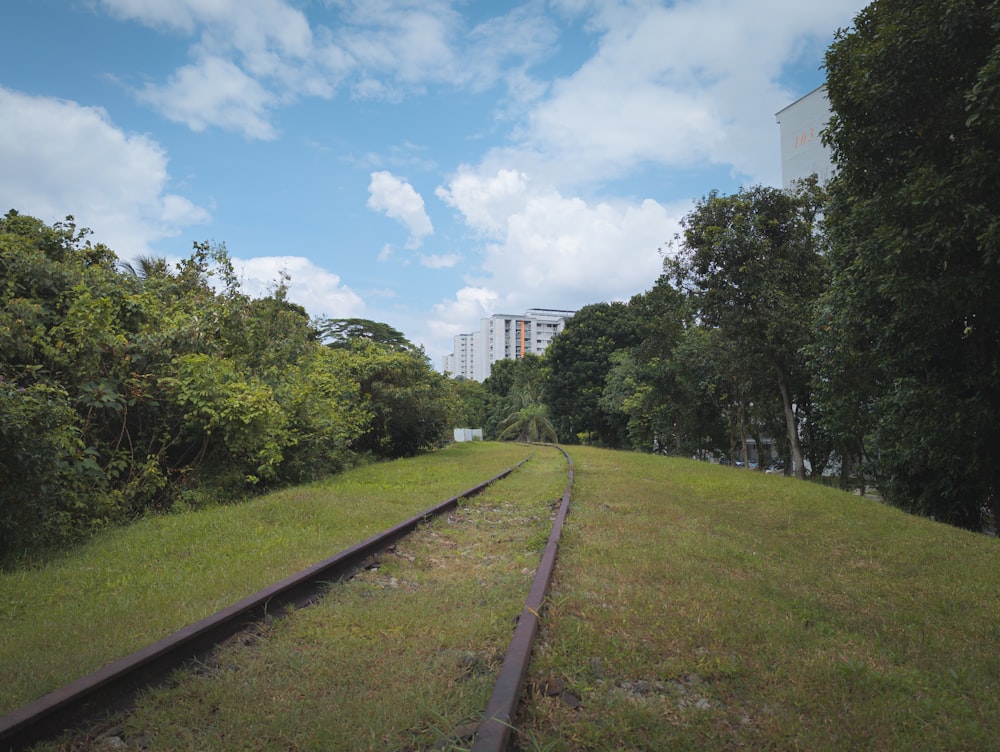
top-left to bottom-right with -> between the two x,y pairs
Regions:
120,254 -> 171,280
495,386 -> 558,443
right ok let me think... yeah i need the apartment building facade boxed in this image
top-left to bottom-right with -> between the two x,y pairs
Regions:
775,84 -> 835,188
443,308 -> 574,381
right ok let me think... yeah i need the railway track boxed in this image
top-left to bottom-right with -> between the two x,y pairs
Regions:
1,446 -> 574,751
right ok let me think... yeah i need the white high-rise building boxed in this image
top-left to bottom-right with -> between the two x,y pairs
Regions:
445,331 -> 479,380
443,308 -> 573,381
775,85 -> 835,188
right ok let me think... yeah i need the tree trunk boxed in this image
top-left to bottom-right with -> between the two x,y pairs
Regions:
777,369 -> 806,480
989,465 -> 1000,536
750,424 -> 765,470
739,403 -> 749,469
839,446 -> 851,490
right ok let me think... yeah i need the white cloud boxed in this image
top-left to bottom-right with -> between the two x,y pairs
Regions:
462,5 -> 559,93
100,0 -> 321,136
98,0 -> 314,66
435,168 -> 676,318
435,168 -> 528,238
138,56 -> 278,140
0,87 -> 209,254
428,286 -> 500,342
479,0 -> 864,188
335,2 -> 459,86
230,255 -> 365,319
489,192 -> 671,303
367,171 -> 433,248
419,253 -> 461,269
96,0 -> 560,136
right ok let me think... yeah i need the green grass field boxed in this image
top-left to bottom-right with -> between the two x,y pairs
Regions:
521,447 -> 1000,750
4,443 -> 999,750
0,442 -> 530,717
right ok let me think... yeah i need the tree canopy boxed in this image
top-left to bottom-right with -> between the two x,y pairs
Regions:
669,181 -> 829,479
318,317 -> 414,351
543,302 -> 639,447
820,0 -> 1000,528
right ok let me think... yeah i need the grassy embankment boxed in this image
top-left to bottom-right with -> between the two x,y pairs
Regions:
7,443 -> 1000,750
521,446 -> 1000,750
0,441 -> 531,717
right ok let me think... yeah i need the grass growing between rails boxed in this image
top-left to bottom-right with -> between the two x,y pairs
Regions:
45,445 -> 570,751
519,447 -> 1000,751
0,442 -> 530,716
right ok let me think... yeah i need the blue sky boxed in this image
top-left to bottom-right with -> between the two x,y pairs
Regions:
1,0 -> 866,367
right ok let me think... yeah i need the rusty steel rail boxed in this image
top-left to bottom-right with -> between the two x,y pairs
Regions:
0,459 -> 529,752
472,444 -> 574,752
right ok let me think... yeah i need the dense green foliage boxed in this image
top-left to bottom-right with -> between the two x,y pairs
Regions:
820,0 -> 1000,527
0,211 -> 454,565
669,180 -> 829,479
480,355 -> 554,442
544,302 -> 638,447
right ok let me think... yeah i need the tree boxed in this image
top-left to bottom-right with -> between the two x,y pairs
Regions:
820,0 -> 1000,528
669,181 -> 829,479
599,278 -> 714,453
543,302 -> 638,447
445,376 -> 490,432
495,384 -> 558,443
675,326 -> 771,465
482,355 -> 546,439
318,318 -> 413,351
0,211 -> 465,563
344,344 -> 452,458
120,254 -> 171,280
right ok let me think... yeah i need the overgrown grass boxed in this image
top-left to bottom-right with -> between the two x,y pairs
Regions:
519,447 -> 1000,751
0,442 -> 529,715
49,444 -> 570,751
10,445 -> 999,750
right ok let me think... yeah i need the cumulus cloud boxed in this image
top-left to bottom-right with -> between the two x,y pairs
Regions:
230,255 -> 365,318
435,168 -> 676,317
435,168 -> 528,238
367,171 -> 434,248
97,0 -> 555,136
0,87 -> 209,254
428,285 -> 500,342
505,0 -> 864,187
138,56 -> 278,140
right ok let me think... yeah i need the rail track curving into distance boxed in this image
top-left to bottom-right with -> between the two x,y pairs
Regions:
1,445 -> 574,752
